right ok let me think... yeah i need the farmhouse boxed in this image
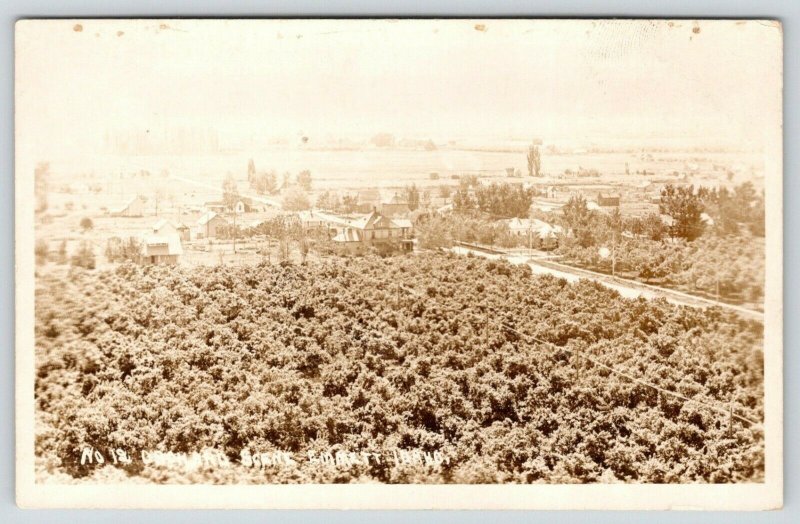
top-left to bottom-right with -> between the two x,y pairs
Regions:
504,218 -> 563,250
109,196 -> 145,217
142,233 -> 183,265
196,211 -> 229,239
332,211 -> 413,255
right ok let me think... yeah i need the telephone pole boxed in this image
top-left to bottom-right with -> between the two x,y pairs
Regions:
611,229 -> 617,277
232,208 -> 237,253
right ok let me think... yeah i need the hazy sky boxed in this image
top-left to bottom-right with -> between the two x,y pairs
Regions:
16,19 -> 782,155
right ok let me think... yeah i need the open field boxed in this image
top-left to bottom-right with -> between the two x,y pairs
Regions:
41,145 -> 765,201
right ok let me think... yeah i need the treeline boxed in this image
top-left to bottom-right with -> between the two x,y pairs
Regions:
246,158 -> 313,196
416,215 -> 530,250
452,183 -> 535,218
554,183 -> 765,305
557,237 -> 764,305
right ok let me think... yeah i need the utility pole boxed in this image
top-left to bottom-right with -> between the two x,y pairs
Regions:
528,225 -> 532,257
611,229 -> 616,277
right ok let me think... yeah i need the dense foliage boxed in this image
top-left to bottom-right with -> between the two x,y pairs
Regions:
35,253 -> 763,484
556,236 -> 765,305
416,215 -> 525,250
453,183 -> 535,218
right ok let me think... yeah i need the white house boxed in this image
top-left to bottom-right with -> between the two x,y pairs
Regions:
196,211 -> 229,239
142,233 -> 183,265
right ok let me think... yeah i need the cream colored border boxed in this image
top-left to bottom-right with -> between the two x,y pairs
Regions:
15,18 -> 783,510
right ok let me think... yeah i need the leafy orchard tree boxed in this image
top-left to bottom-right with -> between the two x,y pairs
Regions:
70,241 -> 96,269
105,236 -> 144,263
452,188 -> 477,213
341,194 -> 359,214
659,184 -> 704,241
222,173 -> 240,211
56,240 -> 68,265
281,187 -> 311,211
527,144 -> 541,177
458,174 -> 480,190
561,194 -> 596,247
404,184 -> 421,211
247,158 -> 256,183
251,171 -> 278,195
473,183 -> 535,218
297,170 -> 313,191
316,191 -> 341,211
79,217 -> 94,232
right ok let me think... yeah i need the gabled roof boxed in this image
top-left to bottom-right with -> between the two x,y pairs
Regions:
152,218 -> 176,232
313,211 -> 351,227
393,218 -> 413,229
109,196 -> 140,213
198,211 -> 228,226
349,211 -> 398,230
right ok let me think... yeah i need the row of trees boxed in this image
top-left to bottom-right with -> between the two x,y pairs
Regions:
36,239 -> 96,269
452,183 -> 535,218
246,159 -> 313,197
558,182 -> 765,248
556,236 -> 765,304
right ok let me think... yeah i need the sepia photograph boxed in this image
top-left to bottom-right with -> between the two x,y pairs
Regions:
15,18 -> 782,509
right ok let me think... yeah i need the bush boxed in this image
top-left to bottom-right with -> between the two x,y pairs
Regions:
70,241 -> 95,269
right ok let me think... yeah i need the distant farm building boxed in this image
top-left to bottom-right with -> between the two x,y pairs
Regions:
355,188 -> 384,213
298,210 -> 326,231
196,211 -> 229,239
597,193 -> 620,207
109,196 -> 145,217
153,219 -> 191,242
142,233 -> 183,265
204,197 -> 258,215
175,222 -> 191,242
380,193 -> 411,217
